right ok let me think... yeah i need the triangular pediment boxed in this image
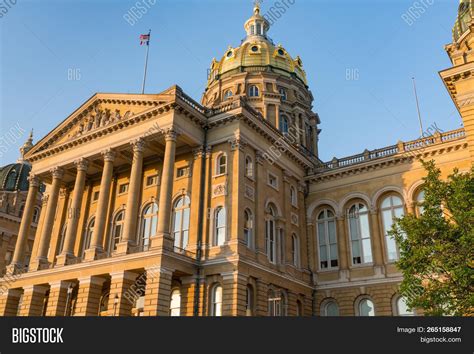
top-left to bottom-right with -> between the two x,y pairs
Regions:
26,92 -> 173,157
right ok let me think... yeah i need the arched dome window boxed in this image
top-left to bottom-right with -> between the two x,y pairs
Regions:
280,115 -> 289,134
224,89 -> 233,100
249,85 -> 259,97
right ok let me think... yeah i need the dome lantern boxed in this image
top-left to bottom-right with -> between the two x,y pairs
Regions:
453,0 -> 473,42
243,0 -> 270,42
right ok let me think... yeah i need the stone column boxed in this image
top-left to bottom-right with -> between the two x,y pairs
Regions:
18,285 -> 49,316
57,159 -> 89,265
370,209 -> 384,272
74,276 -> 105,316
45,281 -> 71,316
108,271 -> 138,316
31,167 -> 64,271
180,276 -> 197,316
0,289 -> 22,316
7,174 -> 40,274
117,139 -> 145,254
143,266 -> 173,316
336,216 -> 349,271
151,130 -> 177,249
85,149 -> 115,260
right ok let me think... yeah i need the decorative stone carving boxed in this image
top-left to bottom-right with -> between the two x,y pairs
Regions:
102,149 -> 116,162
291,212 -> 299,226
74,158 -> 89,172
244,185 -> 255,201
28,174 -> 40,188
131,138 -> 146,153
164,129 -> 178,142
228,136 -> 248,151
212,183 -> 227,198
72,108 -> 133,139
50,167 -> 64,180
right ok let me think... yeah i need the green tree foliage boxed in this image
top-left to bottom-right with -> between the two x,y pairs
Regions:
390,161 -> 474,316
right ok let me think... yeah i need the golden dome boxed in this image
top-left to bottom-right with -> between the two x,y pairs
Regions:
206,3 -> 308,88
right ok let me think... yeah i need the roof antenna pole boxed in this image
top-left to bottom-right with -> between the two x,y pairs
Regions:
412,77 -> 424,136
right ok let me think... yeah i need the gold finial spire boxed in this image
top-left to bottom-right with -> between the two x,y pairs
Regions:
254,0 -> 262,14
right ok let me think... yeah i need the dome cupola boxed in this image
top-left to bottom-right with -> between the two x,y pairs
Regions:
243,1 -> 270,42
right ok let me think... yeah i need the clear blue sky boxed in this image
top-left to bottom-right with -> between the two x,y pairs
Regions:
0,0 -> 463,165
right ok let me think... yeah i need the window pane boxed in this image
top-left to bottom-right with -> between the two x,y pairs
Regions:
326,302 -> 339,316
386,236 -> 398,261
359,299 -> 375,316
394,207 -> 404,219
362,239 -> 373,263
382,210 -> 394,233
320,246 -> 327,261
397,297 -> 414,316
330,244 -> 338,261
317,223 -> 326,245
151,216 -> 158,237
349,217 -> 359,240
328,221 -> 336,243
182,208 -> 190,229
359,214 -> 370,239
173,211 -> 182,232
351,240 -> 361,258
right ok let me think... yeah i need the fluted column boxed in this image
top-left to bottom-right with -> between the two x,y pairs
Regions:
117,139 -> 145,254
7,174 -> 40,274
151,130 -> 177,249
85,149 -> 115,260
57,159 -> 88,265
31,167 -> 64,270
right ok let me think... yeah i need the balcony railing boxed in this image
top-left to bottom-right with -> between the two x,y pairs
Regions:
315,128 -> 466,172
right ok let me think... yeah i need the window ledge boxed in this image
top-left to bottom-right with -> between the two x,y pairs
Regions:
213,173 -> 227,179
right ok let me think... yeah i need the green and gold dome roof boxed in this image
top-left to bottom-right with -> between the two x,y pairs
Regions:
206,3 -> 308,88
453,0 -> 473,42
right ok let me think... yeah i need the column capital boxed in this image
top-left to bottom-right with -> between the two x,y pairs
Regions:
74,158 -> 89,171
131,138 -> 146,153
28,174 -> 40,187
255,150 -> 265,165
41,194 -> 49,205
228,136 -> 248,151
192,146 -> 206,160
164,129 -> 178,142
50,167 -> 64,180
101,148 -> 116,162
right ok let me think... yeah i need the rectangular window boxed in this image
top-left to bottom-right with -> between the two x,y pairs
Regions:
268,173 -> 278,189
176,167 -> 190,178
92,191 -> 100,201
119,183 -> 129,194
146,175 -> 158,186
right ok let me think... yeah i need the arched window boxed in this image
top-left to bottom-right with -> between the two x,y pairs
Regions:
245,285 -> 254,316
279,88 -> 287,101
211,285 -> 223,316
57,225 -> 67,255
256,23 -> 262,35
32,207 -> 40,223
170,289 -> 181,316
81,217 -> 95,259
245,156 -> 253,178
224,89 -> 233,100
214,207 -> 226,246
321,300 -> 340,316
244,209 -> 253,249
249,85 -> 259,97
290,186 -> 297,206
216,154 -> 227,175
381,195 -> 405,261
5,170 -> 17,190
110,210 -> 125,253
279,115 -> 289,134
317,209 -> 338,269
250,24 -> 255,35
416,190 -> 425,216
348,203 -> 372,265
172,196 -> 191,249
265,205 -> 277,264
395,296 -> 415,316
357,297 -> 375,316
291,234 -> 299,267
141,203 -> 158,250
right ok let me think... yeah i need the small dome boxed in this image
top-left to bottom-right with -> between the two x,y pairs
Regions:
453,0 -> 473,42
0,163 -> 32,192
206,3 -> 308,88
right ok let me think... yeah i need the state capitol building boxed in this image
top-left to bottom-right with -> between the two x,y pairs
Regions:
0,1 -> 473,317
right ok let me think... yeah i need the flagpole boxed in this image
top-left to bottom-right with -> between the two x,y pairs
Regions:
141,30 -> 151,94
412,77 -> 424,136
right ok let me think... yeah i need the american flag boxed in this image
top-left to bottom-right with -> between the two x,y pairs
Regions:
140,33 -> 150,46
